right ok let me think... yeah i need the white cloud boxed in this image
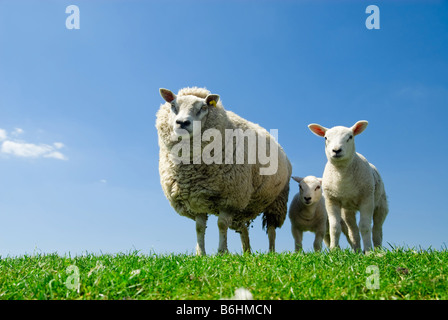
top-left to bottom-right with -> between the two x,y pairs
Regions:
0,128 -> 67,160
53,142 -> 65,149
0,129 -> 7,141
12,128 -> 24,136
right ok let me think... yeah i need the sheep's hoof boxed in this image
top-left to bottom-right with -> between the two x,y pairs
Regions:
217,248 -> 229,255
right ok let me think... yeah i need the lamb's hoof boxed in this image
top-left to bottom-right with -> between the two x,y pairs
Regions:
217,249 -> 229,255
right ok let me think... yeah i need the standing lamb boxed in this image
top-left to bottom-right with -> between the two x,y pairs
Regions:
288,176 -> 351,251
288,176 -> 328,252
308,120 -> 388,252
156,87 -> 292,255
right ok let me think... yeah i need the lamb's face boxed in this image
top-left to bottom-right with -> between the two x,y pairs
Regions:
159,88 -> 220,137
308,121 -> 369,164
324,126 -> 355,163
292,176 -> 322,206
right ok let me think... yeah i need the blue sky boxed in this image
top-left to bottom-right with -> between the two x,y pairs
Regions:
0,0 -> 447,256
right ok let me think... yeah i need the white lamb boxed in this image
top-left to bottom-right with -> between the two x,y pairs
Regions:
308,120 -> 388,252
288,176 -> 328,252
156,87 -> 292,255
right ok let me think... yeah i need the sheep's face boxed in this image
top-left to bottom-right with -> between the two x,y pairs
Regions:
292,176 -> 322,206
160,88 -> 219,137
308,121 -> 368,164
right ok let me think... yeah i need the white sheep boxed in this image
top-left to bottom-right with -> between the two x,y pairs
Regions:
308,120 -> 388,252
288,176 -> 328,252
156,87 -> 292,255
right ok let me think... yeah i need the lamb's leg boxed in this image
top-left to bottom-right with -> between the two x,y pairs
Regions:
326,200 -> 342,250
217,211 -> 232,254
195,213 -> 207,256
291,225 -> 303,252
323,232 -> 330,249
372,201 -> 388,248
359,200 -> 374,252
341,209 -> 361,252
313,230 -> 325,252
239,226 -> 251,253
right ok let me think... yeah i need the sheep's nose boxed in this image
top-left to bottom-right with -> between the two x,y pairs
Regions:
304,197 -> 312,202
333,148 -> 342,154
176,119 -> 191,128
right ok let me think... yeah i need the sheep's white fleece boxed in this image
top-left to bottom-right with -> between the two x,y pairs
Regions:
156,87 -> 292,254
308,120 -> 388,252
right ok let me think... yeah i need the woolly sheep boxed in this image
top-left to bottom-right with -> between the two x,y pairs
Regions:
308,120 -> 388,252
288,176 -> 328,252
156,87 -> 292,255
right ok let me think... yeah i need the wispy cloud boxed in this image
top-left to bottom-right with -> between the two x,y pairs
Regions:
0,129 -> 7,141
0,128 -> 68,160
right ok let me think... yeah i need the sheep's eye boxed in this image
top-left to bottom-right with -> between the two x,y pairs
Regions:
315,185 -> 321,191
171,103 -> 177,114
201,105 -> 207,111
347,135 -> 353,142
299,185 -> 303,190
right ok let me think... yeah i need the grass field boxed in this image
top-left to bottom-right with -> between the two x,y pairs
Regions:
0,248 -> 447,300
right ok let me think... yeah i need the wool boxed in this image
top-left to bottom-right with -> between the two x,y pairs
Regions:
156,87 -> 292,254
308,120 -> 388,252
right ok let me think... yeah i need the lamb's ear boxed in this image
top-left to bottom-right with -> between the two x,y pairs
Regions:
205,94 -> 220,107
160,88 -> 176,103
317,178 -> 323,185
291,176 -> 304,183
308,124 -> 328,137
351,120 -> 368,136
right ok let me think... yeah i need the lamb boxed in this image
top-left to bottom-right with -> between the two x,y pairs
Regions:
156,87 -> 292,255
288,176 -> 328,252
288,176 -> 351,252
308,120 -> 388,252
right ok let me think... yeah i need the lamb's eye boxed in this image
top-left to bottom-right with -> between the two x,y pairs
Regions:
299,185 -> 303,190
171,104 -> 177,114
347,135 -> 353,142
315,185 -> 321,191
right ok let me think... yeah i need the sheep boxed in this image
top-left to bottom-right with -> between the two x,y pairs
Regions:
156,87 -> 292,255
288,176 -> 328,252
288,175 -> 351,252
308,120 -> 389,252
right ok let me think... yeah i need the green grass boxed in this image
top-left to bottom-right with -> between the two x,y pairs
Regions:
0,248 -> 447,300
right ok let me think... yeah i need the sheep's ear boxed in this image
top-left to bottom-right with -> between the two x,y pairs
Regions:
308,124 -> 327,137
351,120 -> 368,136
160,88 -> 176,103
291,176 -> 303,183
317,178 -> 323,185
205,94 -> 220,107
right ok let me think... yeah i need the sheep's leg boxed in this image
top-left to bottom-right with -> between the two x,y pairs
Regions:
195,213 -> 207,256
217,211 -> 232,254
359,200 -> 374,252
372,202 -> 387,248
313,230 -> 324,252
239,226 -> 251,253
341,209 -> 361,252
323,232 -> 330,249
291,226 -> 303,252
326,201 -> 342,250
267,226 -> 276,253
